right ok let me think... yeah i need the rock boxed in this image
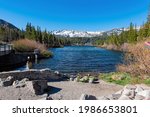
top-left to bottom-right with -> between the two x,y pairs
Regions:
13,80 -> 25,88
135,86 -> 144,93
122,89 -> 132,96
124,85 -> 137,90
97,96 -> 110,100
26,80 -> 48,95
62,74 -> 69,79
80,94 -> 89,100
89,79 -> 94,83
46,97 -> 53,100
137,90 -> 150,99
70,78 -> 74,81
38,97 -> 47,100
80,76 -> 89,82
115,90 -> 123,95
88,76 -> 95,83
21,78 -> 29,82
118,95 -> 131,100
70,75 -> 76,78
0,76 -> 14,87
50,94 -> 63,100
112,94 -> 122,100
134,95 -> 145,100
13,78 -> 29,88
74,78 -> 78,82
129,90 -> 135,99
69,75 -> 76,81
54,71 -> 60,75
80,94 -> 97,100
75,76 -> 81,82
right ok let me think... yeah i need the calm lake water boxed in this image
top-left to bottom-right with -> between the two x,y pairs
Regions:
18,46 -> 123,73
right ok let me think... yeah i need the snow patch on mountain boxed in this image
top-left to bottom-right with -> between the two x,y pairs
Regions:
51,27 -> 141,37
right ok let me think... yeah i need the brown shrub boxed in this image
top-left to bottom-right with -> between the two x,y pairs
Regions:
117,38 -> 150,76
13,39 -> 46,52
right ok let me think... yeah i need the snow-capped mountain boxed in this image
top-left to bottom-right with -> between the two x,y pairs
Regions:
51,27 -> 140,37
106,28 -> 129,36
51,30 -> 104,37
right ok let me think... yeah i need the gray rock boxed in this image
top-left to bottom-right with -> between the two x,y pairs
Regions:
80,94 -> 97,100
124,85 -> 137,90
134,95 -> 145,100
135,86 -> 144,93
26,80 -> 48,95
21,78 -> 29,82
54,71 -> 60,75
115,90 -> 123,95
129,90 -> 135,99
46,96 -> 53,100
137,90 -> 150,99
70,75 -> 76,78
112,94 -> 122,100
70,78 -> 74,81
0,76 -> 14,87
80,76 -> 89,82
88,76 -> 95,83
122,89 -> 133,96
13,80 -> 26,88
13,78 -> 29,88
97,96 -> 110,100
118,95 -> 131,100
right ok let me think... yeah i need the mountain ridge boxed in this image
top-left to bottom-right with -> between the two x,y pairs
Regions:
0,19 -> 19,30
51,28 -> 134,37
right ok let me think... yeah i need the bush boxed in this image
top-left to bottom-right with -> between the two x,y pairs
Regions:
117,38 -> 150,76
13,39 -> 52,58
40,50 -> 53,58
13,39 -> 46,52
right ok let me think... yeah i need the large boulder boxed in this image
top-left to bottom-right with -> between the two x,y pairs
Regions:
0,76 -> 14,87
135,86 -> 144,93
137,90 -> 150,99
26,80 -> 48,95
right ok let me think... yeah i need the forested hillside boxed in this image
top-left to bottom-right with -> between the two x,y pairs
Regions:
95,11 -> 150,47
0,19 -> 71,47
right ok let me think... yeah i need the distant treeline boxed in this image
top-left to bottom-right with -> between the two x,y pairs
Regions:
0,22 -> 71,47
94,12 -> 150,46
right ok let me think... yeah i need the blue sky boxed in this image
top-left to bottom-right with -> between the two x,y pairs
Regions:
0,0 -> 150,31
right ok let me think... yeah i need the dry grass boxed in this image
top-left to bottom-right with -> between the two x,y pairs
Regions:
13,39 -> 46,52
117,38 -> 150,77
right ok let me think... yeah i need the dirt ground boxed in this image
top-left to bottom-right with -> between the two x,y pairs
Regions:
0,80 -> 123,100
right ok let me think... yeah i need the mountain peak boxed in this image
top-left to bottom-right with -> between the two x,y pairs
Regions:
51,30 -> 104,37
0,19 -> 19,30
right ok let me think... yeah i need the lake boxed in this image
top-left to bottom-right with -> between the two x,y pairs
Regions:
18,46 -> 123,73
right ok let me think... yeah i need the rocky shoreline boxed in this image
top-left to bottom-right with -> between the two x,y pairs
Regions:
0,69 -> 150,100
